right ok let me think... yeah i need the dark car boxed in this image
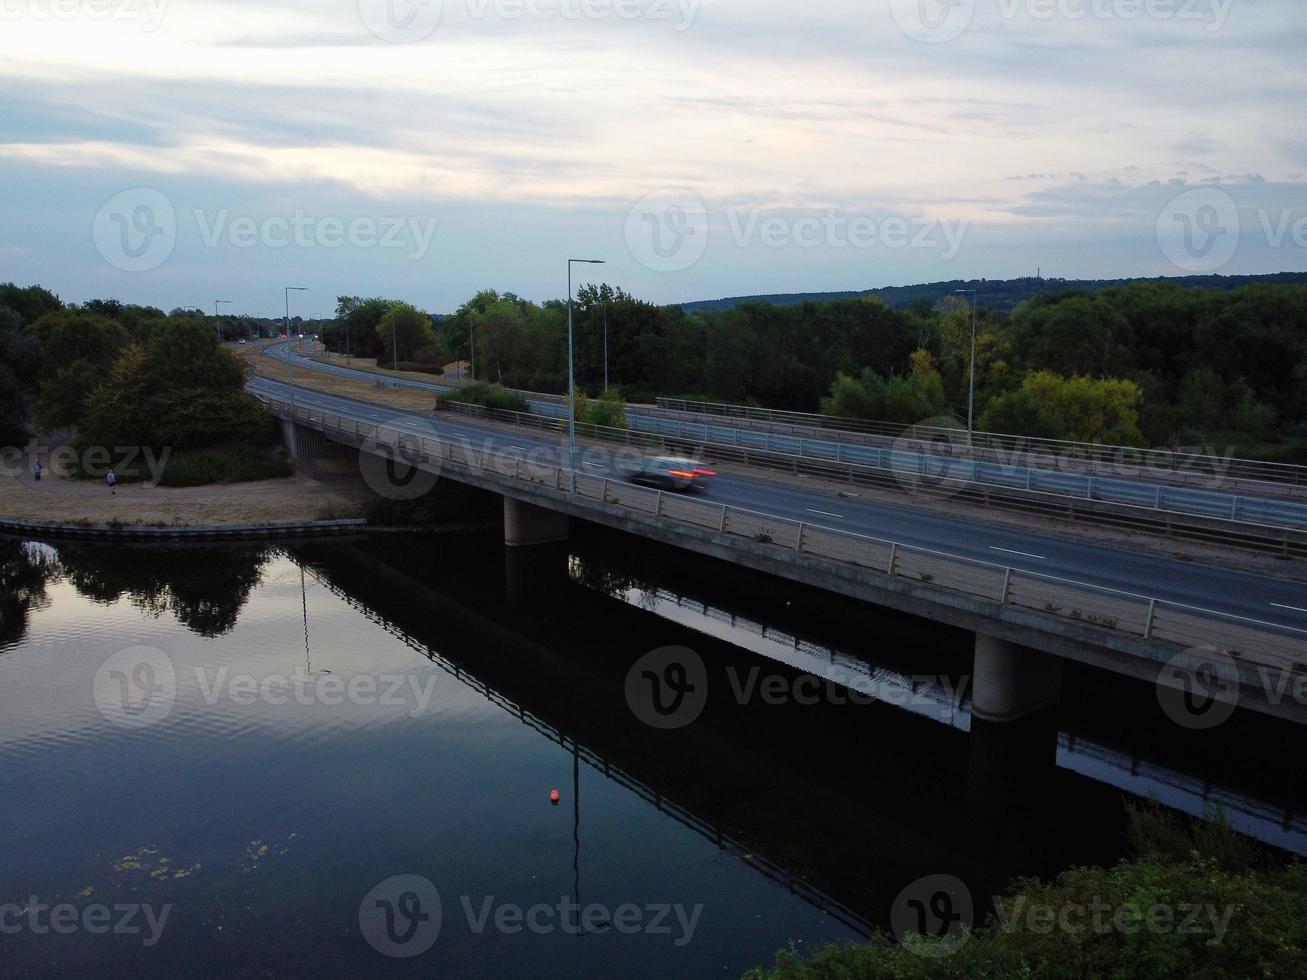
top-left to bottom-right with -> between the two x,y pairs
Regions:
621,456 -> 716,492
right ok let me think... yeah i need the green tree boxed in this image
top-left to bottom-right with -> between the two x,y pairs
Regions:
28,309 -> 129,431
376,302 -> 437,365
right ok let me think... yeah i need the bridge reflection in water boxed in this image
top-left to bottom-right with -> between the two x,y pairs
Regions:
291,526 -> 1307,934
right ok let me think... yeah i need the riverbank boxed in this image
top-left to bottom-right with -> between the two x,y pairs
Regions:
0,466 -> 368,528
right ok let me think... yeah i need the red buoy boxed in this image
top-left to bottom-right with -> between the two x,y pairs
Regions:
549,789 -> 561,805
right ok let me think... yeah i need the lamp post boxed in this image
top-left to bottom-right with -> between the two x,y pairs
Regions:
214,299 -> 232,342
469,322 -> 475,382
284,287 -> 307,406
567,259 -> 605,492
954,288 -> 979,443
603,294 -> 609,392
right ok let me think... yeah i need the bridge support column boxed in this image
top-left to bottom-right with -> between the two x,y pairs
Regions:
504,497 -> 569,549
970,634 -> 1063,723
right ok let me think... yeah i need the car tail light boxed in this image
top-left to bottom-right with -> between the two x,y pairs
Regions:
692,469 -> 717,477
668,470 -> 696,478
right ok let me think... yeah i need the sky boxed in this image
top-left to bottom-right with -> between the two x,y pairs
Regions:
0,0 -> 1304,317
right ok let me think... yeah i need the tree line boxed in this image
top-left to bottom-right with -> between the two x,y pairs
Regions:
6,278 -> 1305,462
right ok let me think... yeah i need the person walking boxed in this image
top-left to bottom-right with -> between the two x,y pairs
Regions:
31,459 -> 41,482
107,468 -> 117,495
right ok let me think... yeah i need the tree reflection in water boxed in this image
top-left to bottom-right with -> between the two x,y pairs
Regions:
0,538 -> 60,649
0,537 -> 272,641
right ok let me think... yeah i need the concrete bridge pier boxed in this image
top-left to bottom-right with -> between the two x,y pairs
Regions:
970,634 -> 1063,724
504,497 -> 570,549
279,419 -> 356,477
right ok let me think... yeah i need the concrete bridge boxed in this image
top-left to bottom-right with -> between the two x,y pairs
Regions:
258,378 -> 1307,727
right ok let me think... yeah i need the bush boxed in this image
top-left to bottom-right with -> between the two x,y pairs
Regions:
746,802 -> 1307,980
437,381 -> 530,414
154,445 -> 292,487
395,361 -> 445,376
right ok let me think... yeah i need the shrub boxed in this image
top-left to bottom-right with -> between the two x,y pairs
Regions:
437,382 -> 530,414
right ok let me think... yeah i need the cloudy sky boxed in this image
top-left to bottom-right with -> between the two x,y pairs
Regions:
0,0 -> 1303,316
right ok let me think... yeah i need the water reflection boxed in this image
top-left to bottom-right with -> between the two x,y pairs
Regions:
0,538 -> 59,649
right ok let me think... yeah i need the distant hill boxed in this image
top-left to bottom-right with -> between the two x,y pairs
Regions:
676,272 -> 1307,316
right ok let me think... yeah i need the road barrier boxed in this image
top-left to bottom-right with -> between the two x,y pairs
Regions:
261,396 -> 1307,676
434,400 -> 1307,557
656,397 -> 1307,496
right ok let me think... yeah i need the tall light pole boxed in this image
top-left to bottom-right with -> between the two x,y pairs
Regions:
214,299 -> 232,341
567,259 -> 605,492
955,288 -> 979,443
469,322 -> 475,382
602,294 -> 609,393
284,287 -> 307,405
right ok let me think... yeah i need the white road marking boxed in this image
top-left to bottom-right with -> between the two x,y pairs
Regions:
805,509 -> 844,519
1271,603 -> 1307,614
990,547 -> 1046,560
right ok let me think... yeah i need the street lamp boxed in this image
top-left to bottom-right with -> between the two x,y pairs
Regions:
284,287 -> 307,403
567,258 -> 605,492
955,288 -> 979,442
603,294 -> 609,393
214,299 -> 232,341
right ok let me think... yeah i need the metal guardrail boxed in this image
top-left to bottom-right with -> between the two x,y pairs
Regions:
656,397 -> 1307,493
435,400 -> 1307,557
264,397 -> 1307,674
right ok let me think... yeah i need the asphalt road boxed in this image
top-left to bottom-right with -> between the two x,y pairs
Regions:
249,373 -> 1307,639
262,343 -> 1307,529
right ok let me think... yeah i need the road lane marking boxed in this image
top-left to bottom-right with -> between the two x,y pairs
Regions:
990,547 -> 1046,560
1271,603 -> 1307,614
805,509 -> 844,519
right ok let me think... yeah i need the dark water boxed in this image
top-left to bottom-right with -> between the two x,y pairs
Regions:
2,530 -> 1306,979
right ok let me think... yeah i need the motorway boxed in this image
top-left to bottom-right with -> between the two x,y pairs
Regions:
249,372 -> 1307,642
262,344 -> 1307,529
